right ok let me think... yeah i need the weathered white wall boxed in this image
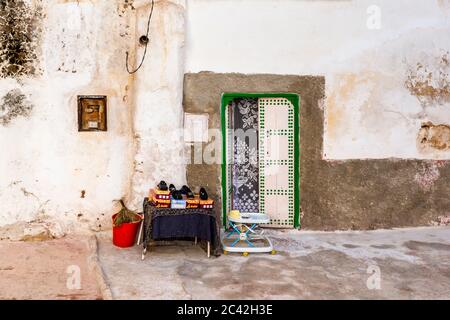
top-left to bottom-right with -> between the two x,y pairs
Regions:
185,0 -> 450,160
0,0 -> 186,232
1,0 -> 449,233
130,0 -> 187,208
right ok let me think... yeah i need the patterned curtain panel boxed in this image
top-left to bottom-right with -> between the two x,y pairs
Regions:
231,98 -> 259,213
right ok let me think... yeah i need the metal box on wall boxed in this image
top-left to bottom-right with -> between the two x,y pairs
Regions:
77,95 -> 107,131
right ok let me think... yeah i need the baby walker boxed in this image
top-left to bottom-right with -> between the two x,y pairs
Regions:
222,210 -> 276,256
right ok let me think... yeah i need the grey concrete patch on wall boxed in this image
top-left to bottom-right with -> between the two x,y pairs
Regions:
0,0 -> 44,78
183,72 -> 450,230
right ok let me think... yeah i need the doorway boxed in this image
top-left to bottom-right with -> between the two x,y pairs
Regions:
221,93 -> 300,228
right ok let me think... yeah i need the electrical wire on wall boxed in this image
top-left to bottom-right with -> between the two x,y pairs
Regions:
125,0 -> 155,74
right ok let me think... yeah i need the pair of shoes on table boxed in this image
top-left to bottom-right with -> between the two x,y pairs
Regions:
169,184 -> 195,200
180,185 -> 194,198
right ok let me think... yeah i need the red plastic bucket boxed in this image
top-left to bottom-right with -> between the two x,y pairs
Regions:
112,213 -> 143,248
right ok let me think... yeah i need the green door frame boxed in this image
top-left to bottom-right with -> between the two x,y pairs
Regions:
221,93 -> 300,229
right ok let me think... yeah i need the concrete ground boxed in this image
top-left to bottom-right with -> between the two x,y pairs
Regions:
96,226 -> 450,300
0,236 -> 106,300
0,227 -> 448,299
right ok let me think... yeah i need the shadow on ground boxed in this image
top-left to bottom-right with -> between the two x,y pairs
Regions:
96,227 -> 450,300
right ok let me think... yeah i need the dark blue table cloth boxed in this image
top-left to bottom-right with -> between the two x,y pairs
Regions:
142,198 -> 220,255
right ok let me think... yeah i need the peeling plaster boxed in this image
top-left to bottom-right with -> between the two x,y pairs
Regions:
117,0 -> 135,17
185,0 -> 450,160
434,214 -> 450,226
0,0 -> 187,232
406,52 -> 450,107
0,89 -> 33,125
1,0 -> 450,233
0,0 -> 44,78
414,161 -> 445,191
0,0 -> 138,231
418,122 -> 450,152
129,0 -> 187,210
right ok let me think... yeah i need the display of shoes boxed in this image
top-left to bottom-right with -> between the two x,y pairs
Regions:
150,182 -> 213,209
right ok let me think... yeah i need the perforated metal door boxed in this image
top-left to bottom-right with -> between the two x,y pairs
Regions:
258,98 -> 295,227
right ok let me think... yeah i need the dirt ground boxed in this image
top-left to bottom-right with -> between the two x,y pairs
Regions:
0,227 -> 449,300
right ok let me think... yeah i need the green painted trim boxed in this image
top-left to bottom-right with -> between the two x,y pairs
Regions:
222,93 -> 298,110
220,93 -> 300,229
294,96 -> 301,229
221,94 -> 228,228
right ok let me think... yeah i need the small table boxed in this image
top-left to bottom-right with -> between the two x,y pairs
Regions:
141,198 -> 219,260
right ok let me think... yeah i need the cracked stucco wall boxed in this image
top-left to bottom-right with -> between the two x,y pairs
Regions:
129,0 -> 186,209
1,0 -> 448,232
183,0 -> 450,229
0,0 -> 186,232
185,0 -> 450,160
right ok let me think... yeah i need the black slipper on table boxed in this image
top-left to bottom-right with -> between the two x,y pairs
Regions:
180,185 -> 189,195
180,185 -> 195,199
171,190 -> 183,200
158,180 -> 168,191
179,185 -> 194,199
199,187 -> 208,200
169,184 -> 176,193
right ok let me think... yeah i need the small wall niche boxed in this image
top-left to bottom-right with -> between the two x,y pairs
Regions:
77,95 -> 107,132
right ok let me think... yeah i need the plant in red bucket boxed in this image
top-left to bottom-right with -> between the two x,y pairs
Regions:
112,199 -> 142,248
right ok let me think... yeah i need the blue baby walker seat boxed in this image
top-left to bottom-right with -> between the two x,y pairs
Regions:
222,212 -> 275,256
